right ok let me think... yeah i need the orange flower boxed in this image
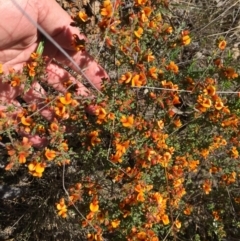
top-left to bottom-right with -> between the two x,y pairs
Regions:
101,0 -> 113,18
188,160 -> 199,172
212,210 -> 221,221
10,75 -> 21,87
223,67 -> 238,79
90,200 -> 99,212
120,115 -> 134,128
21,116 -> 33,126
50,122 -> 59,132
30,52 -> 40,60
79,11 -> 88,22
56,198 -> 68,218
157,120 -> 164,129
214,98 -> 224,110
166,61 -> 179,74
200,149 -> 209,158
27,62 -> 37,77
136,191 -> 145,202
18,151 -> 28,164
149,20 -> 157,29
148,66 -> 158,79
173,117 -> 182,127
203,179 -> 212,194
55,103 -> 68,119
231,146 -> 239,159
89,131 -> 101,146
181,35 -> 191,45
28,161 -> 46,177
116,140 -> 130,155
144,50 -> 155,62
161,80 -> 178,90
110,153 -> 122,163
175,219 -> 181,229
221,116 -> 238,127
59,92 -> 72,105
119,72 -> 132,84
137,231 -> 147,240
183,205 -> 192,215
108,112 -> 115,120
165,26 -> 173,34
111,219 -> 120,228
134,27 -> 143,38
197,95 -> 212,112
143,6 -> 152,17
161,214 -> 170,225
45,148 -> 56,161
61,142 -> 69,151
131,73 -> 146,87
95,107 -> 107,124
203,85 -> 216,96
0,63 -> 3,74
135,0 -> 148,5
218,40 -> 227,50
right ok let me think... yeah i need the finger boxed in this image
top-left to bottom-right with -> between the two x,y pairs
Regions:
45,62 -> 91,96
51,48 -> 109,90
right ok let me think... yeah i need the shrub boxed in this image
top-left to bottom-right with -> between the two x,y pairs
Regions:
0,0 -> 239,240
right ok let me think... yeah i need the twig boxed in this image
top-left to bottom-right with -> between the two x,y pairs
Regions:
132,86 -> 240,94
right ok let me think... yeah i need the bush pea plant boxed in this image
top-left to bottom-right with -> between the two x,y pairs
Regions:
0,0 -> 239,240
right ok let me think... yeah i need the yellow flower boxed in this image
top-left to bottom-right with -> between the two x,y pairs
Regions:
120,115 -> 134,128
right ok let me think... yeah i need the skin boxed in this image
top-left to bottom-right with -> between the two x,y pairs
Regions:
0,0 -> 108,147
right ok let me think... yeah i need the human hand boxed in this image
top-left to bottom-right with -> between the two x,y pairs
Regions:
0,0 -> 108,148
